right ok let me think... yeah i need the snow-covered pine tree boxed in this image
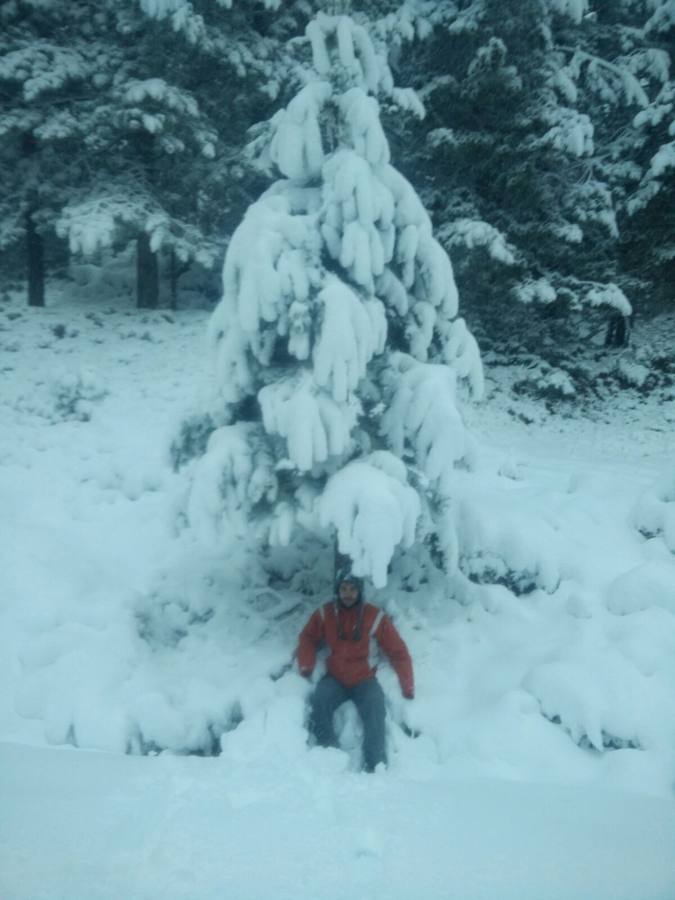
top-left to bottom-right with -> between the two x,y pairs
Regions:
54,0 -> 285,309
0,0 -> 296,308
543,0 -> 674,316
185,12 -> 483,591
396,0 -> 641,333
0,0 -> 101,305
608,0 -> 674,308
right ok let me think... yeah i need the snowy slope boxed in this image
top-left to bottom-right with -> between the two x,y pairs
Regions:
1,288 -> 675,899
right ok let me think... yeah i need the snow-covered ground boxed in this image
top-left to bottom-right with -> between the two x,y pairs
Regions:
2,741 -> 674,900
1,288 -> 674,899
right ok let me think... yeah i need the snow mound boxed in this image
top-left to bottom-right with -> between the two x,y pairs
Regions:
634,467 -> 675,552
606,560 -> 675,615
457,486 -> 562,594
523,648 -> 664,752
220,690 -> 308,764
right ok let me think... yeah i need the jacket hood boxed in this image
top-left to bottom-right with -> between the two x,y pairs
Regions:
335,566 -> 364,604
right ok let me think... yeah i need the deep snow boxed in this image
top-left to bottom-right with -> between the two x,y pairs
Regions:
1,287 -> 675,899
2,742 -> 675,900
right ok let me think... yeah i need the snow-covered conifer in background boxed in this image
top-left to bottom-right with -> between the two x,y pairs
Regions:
401,0 -> 673,337
187,12 -> 483,588
0,0 -> 294,308
621,1 -> 674,298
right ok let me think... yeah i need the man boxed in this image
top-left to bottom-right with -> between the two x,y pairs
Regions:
297,568 -> 414,772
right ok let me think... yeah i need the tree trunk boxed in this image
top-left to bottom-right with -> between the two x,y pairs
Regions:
169,248 -> 177,310
168,249 -> 190,310
137,232 -> 159,309
26,210 -> 45,307
22,133 -> 45,308
604,314 -> 631,348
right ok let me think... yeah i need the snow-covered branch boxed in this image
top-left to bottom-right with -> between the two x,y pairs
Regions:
319,453 -> 420,587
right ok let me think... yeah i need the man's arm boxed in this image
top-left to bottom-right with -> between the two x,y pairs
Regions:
297,607 -> 325,678
376,615 -> 414,699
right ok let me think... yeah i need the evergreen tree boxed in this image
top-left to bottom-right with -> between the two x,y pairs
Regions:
0,0 -> 299,307
56,0 -> 293,308
392,0 -> 657,347
184,12 -> 483,590
0,1 -> 102,305
597,0 -> 675,309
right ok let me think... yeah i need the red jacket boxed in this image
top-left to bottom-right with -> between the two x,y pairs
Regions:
297,601 -> 414,698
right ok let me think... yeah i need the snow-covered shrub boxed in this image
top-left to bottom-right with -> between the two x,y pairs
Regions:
524,652 -> 651,752
68,246 -> 136,298
51,369 -> 108,421
169,412 -> 215,471
457,488 -> 561,595
50,323 -> 71,340
135,592 -> 214,649
633,469 -> 675,551
613,356 -> 652,391
513,363 -> 576,401
184,13 -> 483,588
604,321 -> 675,399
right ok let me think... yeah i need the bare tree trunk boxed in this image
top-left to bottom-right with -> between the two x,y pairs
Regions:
169,248 -> 177,310
22,133 -> 45,308
604,314 -> 631,348
137,232 -> 159,309
168,248 -> 190,310
26,210 -> 45,308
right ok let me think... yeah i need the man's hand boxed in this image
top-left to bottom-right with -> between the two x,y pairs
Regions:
400,695 -> 421,738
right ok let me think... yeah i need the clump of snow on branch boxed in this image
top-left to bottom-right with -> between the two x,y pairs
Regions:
57,200 -> 124,256
319,453 -> 420,588
259,371 -> 359,472
439,218 -> 517,266
187,424 -> 277,542
313,280 -> 386,401
541,108 -> 594,157
585,283 -> 632,316
207,191 -> 322,406
139,0 -> 185,17
645,1 -> 675,35
57,196 -> 219,269
646,141 -> 675,180
139,0 -> 281,29
514,279 -> 557,306
306,13 -> 393,95
547,0 -> 589,25
269,82 -> 332,181
123,79 -> 199,117
382,355 -> 468,494
438,317 -> 484,398
219,193 -> 320,338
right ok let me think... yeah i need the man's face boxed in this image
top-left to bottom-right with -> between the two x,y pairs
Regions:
338,580 -> 360,607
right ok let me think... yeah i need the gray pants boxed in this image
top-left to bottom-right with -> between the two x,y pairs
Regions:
310,674 -> 387,772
